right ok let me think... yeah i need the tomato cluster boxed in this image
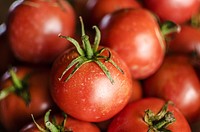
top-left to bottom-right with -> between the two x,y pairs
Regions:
0,0 -> 200,131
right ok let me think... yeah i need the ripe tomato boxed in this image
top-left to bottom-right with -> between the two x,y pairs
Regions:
0,66 -> 55,131
143,55 -> 200,123
50,18 -> 133,122
7,0 -> 76,63
85,0 -> 141,26
108,98 -> 191,132
143,0 -> 200,24
20,110 -> 100,132
99,8 -> 165,79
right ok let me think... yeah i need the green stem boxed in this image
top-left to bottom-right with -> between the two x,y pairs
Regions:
154,112 -> 175,130
79,16 -> 94,59
0,86 -> 15,100
92,26 -> 101,53
9,68 -> 22,89
58,34 -> 85,56
144,101 -> 176,132
161,21 -> 180,37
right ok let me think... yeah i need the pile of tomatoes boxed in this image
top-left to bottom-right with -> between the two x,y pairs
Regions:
1,0 -> 200,131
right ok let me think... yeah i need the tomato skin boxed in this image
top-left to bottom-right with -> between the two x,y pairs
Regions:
143,0 -> 200,24
20,113 -> 100,132
108,98 -> 191,132
0,66 -> 55,131
169,25 -> 200,56
85,0 -> 141,26
99,8 -> 165,79
7,0 -> 76,63
50,46 -> 133,122
143,55 -> 200,123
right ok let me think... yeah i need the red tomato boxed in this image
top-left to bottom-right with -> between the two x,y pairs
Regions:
85,0 -> 141,26
7,0 -> 76,63
0,66 -> 55,131
50,18 -> 133,122
143,55 -> 200,123
108,98 -> 191,132
143,0 -> 200,24
99,8 -> 165,79
20,110 -> 100,132
51,46 -> 133,122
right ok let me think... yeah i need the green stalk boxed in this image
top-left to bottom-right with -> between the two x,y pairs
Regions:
80,16 -> 94,59
144,101 -> 176,132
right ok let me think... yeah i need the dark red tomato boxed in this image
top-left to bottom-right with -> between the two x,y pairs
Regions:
20,110 -> 100,132
7,0 -> 76,64
85,0 -> 141,26
168,25 -> 200,57
143,0 -> 200,24
143,55 -> 200,123
108,98 -> 191,132
0,66 -> 55,131
99,8 -> 165,79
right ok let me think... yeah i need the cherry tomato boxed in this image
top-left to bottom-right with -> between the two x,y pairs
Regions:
85,0 -> 141,26
6,0 -> 76,64
143,55 -> 200,123
143,0 -> 200,24
0,66 -> 55,131
99,8 -> 165,79
20,110 -> 100,132
108,98 -> 191,132
50,18 -> 133,122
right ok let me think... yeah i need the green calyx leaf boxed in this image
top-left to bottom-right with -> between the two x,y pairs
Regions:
160,21 -> 180,38
31,109 -> 72,132
58,16 -> 124,84
0,67 -> 31,105
144,101 -> 176,132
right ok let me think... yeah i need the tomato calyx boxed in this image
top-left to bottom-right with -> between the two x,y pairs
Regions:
161,21 -> 180,37
0,67 -> 31,105
31,109 -> 72,132
144,101 -> 176,132
58,16 -> 124,84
